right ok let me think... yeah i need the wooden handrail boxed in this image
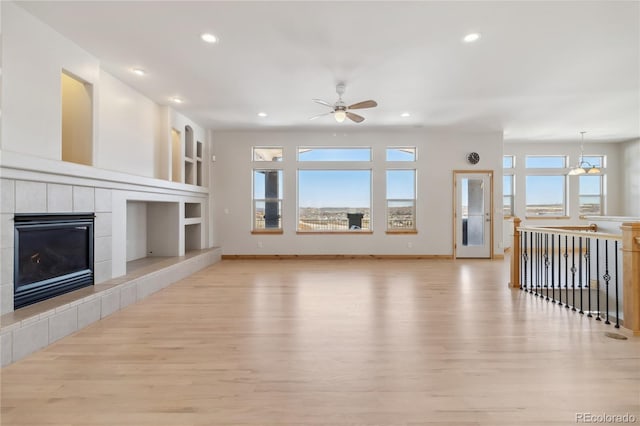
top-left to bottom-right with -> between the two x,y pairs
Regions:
540,224 -> 598,232
517,226 -> 622,242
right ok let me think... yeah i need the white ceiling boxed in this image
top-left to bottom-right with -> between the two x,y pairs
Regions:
16,1 -> 640,142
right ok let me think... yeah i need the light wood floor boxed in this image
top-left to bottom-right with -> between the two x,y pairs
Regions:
1,259 -> 639,425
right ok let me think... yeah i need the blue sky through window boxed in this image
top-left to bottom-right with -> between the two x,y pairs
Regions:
579,175 -> 601,195
386,148 -> 416,161
525,156 -> 566,168
526,176 -> 564,204
298,148 -> 371,161
299,170 -> 371,208
387,170 -> 415,199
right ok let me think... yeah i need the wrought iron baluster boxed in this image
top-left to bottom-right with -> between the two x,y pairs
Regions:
578,237 -> 584,314
571,236 -> 577,311
558,234 -> 562,306
551,234 -> 556,304
564,235 -> 569,308
586,238 -> 592,318
614,241 -> 620,329
536,232 -> 541,297
595,239 -> 601,321
519,230 -> 524,290
604,240 -> 611,325
544,234 -> 550,301
530,231 -> 534,294
522,232 -> 528,292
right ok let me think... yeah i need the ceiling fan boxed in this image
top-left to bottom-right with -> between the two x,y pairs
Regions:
310,83 -> 378,123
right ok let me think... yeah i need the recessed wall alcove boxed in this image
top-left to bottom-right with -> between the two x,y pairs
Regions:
61,70 -> 93,166
126,201 -> 180,272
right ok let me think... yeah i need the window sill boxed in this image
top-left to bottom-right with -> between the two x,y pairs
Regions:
251,229 -> 283,235
525,216 -> 570,220
385,230 -> 418,234
579,214 -> 602,220
296,230 -> 373,235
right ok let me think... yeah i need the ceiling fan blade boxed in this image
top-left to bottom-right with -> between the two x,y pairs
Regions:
312,98 -> 334,108
346,112 -> 365,123
348,100 -> 377,110
309,111 -> 333,120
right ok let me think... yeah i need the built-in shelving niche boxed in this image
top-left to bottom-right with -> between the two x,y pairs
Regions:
184,202 -> 203,254
185,223 -> 201,252
126,201 -> 180,271
185,202 -> 201,219
196,141 -> 203,186
169,125 -> 204,187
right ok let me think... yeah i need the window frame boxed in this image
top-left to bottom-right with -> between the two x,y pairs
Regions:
578,174 -> 605,217
297,147 -> 372,162
296,168 -> 373,234
252,146 -> 283,162
525,174 -> 568,219
386,169 -> 417,233
386,147 -> 417,162
251,169 -> 284,234
503,174 -> 515,218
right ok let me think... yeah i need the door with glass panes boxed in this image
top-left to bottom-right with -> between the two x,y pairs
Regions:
454,172 -> 493,258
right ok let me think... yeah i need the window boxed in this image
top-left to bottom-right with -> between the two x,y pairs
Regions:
581,156 -> 603,168
386,147 -> 416,161
386,170 -> 416,231
253,147 -> 283,162
526,175 -> 566,217
298,170 -> 371,231
253,170 -> 283,232
298,147 -> 371,162
503,175 -> 514,217
503,155 -> 515,217
525,156 -> 566,168
503,155 -> 514,169
579,175 -> 603,216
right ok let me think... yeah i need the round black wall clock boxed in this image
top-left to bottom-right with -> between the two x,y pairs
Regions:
467,152 -> 480,165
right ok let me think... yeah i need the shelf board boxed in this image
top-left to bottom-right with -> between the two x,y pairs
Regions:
184,217 -> 202,225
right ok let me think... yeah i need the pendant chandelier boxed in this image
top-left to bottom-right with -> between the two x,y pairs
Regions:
568,131 -> 600,175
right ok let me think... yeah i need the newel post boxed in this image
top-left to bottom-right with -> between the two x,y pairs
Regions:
621,222 -> 640,335
510,217 -> 522,288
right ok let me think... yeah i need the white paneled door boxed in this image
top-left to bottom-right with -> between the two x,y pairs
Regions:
455,172 -> 492,258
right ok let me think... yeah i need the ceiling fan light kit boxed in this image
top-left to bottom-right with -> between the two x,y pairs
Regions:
310,83 -> 378,123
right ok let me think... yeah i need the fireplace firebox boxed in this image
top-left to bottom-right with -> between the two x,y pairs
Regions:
14,213 -> 95,309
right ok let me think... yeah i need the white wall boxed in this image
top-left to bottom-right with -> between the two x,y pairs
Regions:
1,2 -> 99,160
1,3 -> 211,183
504,141 -> 623,227
211,129 -> 503,256
126,201 -> 147,261
621,138 -> 640,217
97,71 -> 162,178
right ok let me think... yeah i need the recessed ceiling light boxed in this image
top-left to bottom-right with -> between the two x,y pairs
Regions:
257,112 -> 268,117
131,68 -> 145,76
170,97 -> 184,104
463,33 -> 481,43
401,112 -> 411,117
201,33 -> 219,44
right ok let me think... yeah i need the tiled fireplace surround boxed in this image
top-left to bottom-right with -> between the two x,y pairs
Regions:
0,154 -> 219,366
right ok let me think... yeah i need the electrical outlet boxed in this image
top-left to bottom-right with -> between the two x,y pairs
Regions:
257,241 -> 263,248
407,242 -> 413,248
